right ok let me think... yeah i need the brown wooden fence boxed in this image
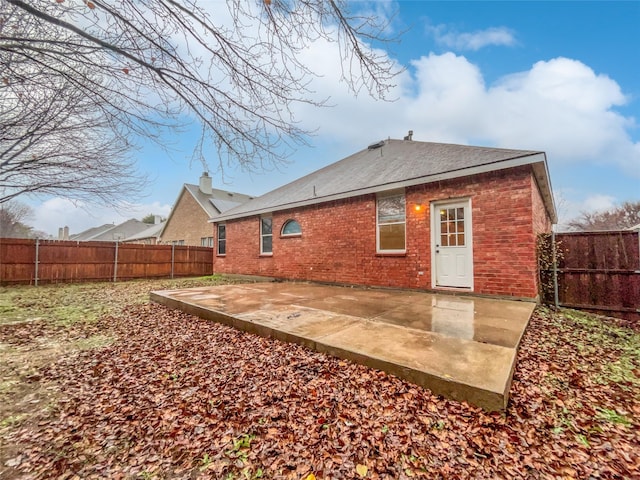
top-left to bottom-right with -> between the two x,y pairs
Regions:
541,230 -> 640,321
0,238 -> 213,285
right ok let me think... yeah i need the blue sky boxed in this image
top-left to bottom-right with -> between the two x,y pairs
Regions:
31,0 -> 639,235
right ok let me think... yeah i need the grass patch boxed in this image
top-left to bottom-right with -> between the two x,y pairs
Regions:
555,308 -> 640,391
0,275 -> 237,327
0,379 -> 20,395
596,407 -> 632,426
0,413 -> 28,429
73,335 -> 114,350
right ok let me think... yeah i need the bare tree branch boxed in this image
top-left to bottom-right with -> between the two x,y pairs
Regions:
566,201 -> 640,231
1,0 -> 399,205
0,199 -> 34,237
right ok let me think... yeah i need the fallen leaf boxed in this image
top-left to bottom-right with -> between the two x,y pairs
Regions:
1,281 -> 638,480
356,464 -> 368,477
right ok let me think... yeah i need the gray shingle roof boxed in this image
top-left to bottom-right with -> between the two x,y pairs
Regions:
70,224 -> 115,241
183,184 -> 253,217
212,139 -> 557,222
71,219 -> 150,241
122,221 -> 166,242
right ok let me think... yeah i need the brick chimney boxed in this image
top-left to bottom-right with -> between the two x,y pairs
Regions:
199,172 -> 212,195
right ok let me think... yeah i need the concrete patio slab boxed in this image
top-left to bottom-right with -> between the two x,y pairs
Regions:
151,282 -> 535,411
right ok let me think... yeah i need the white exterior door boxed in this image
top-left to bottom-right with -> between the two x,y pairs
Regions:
432,200 -> 473,289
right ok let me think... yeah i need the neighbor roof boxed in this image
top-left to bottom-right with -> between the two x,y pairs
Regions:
122,221 -> 166,242
70,224 -> 115,241
183,184 -> 253,218
212,139 -> 557,223
71,219 -> 149,241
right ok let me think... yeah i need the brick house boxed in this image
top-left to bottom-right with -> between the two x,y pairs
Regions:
160,173 -> 253,246
211,137 -> 556,300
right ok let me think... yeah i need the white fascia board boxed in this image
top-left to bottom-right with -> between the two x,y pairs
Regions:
212,153 -> 548,223
531,158 -> 558,224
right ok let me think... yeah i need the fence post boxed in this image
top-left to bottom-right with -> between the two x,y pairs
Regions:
34,238 -> 40,286
552,230 -> 559,309
171,243 -> 175,279
637,230 -> 640,271
113,240 -> 119,282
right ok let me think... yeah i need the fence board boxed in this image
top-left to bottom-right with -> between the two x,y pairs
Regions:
0,239 -> 213,285
541,231 -> 640,322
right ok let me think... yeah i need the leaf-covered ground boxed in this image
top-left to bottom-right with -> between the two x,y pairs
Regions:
1,278 -> 638,479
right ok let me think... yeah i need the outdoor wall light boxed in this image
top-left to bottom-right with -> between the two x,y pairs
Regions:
414,203 -> 424,212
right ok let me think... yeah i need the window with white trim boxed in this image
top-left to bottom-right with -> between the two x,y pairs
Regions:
201,237 -> 214,247
377,192 -> 406,253
216,224 -> 226,255
281,219 -> 301,236
260,217 -> 272,255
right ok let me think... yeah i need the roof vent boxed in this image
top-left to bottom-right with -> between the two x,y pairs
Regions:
367,140 -> 385,150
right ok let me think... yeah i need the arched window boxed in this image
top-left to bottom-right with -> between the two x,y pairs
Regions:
281,219 -> 302,236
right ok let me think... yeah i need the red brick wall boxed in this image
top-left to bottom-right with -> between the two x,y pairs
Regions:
214,165 -> 551,299
531,176 -> 553,235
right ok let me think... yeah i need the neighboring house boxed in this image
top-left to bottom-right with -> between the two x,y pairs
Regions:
70,219 -> 149,242
121,220 -> 166,245
211,136 -> 557,300
160,172 -> 254,246
64,224 -> 112,241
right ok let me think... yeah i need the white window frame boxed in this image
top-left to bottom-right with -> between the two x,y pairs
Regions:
201,236 -> 213,247
260,216 -> 273,255
280,219 -> 302,237
216,224 -> 226,256
376,191 -> 406,254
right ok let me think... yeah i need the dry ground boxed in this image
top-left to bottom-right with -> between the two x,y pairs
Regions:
0,277 -> 638,479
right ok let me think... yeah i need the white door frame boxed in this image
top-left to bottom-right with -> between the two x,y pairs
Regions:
430,198 -> 474,290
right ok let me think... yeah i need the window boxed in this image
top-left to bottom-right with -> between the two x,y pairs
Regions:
201,237 -> 213,247
217,224 -> 226,255
260,217 -> 272,255
377,192 -> 406,252
172,240 -> 185,246
439,207 -> 465,246
281,219 -> 302,236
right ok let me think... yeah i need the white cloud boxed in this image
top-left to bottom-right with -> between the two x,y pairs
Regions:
31,198 -> 171,237
582,194 -> 617,213
427,24 -> 517,51
483,58 -> 633,163
554,191 -> 619,229
291,46 -> 639,177
24,11 -> 639,233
